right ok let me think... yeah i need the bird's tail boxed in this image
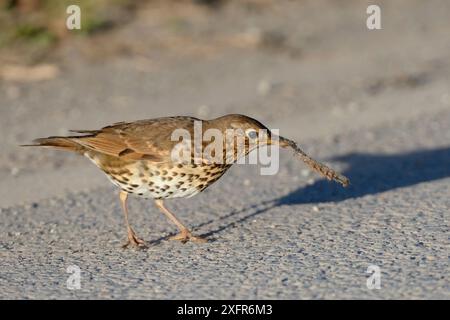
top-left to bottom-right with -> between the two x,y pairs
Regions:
21,136 -> 84,153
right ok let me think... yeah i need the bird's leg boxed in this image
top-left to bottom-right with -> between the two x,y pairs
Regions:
154,199 -> 207,243
120,191 -> 147,248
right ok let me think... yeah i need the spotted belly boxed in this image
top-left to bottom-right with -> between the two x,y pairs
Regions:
85,151 -> 230,199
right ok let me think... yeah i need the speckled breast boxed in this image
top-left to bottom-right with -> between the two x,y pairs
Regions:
85,151 -> 231,199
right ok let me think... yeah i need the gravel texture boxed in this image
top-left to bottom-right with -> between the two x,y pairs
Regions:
0,0 -> 449,299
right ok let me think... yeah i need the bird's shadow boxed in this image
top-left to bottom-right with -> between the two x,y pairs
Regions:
278,146 -> 450,205
176,146 -> 450,241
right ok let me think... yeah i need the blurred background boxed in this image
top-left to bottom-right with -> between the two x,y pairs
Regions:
1,0 -> 450,300
1,0 -> 449,205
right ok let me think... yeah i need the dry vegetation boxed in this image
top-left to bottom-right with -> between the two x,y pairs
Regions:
0,0 -> 225,63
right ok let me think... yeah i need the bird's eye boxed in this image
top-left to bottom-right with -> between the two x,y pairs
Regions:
246,129 -> 258,139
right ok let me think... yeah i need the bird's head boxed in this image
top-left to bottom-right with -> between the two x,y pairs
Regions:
205,114 -> 274,160
207,113 -> 295,150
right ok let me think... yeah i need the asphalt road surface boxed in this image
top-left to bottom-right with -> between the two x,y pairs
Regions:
2,109 -> 449,299
0,0 -> 449,299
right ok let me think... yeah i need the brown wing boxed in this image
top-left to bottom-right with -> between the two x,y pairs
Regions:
72,116 -> 199,162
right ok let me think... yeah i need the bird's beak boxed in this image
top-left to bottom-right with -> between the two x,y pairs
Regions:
268,134 -> 295,149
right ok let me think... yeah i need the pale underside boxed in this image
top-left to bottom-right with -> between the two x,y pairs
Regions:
85,150 -> 231,199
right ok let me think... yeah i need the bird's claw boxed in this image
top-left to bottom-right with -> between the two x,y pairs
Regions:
122,233 -> 148,249
169,230 -> 207,243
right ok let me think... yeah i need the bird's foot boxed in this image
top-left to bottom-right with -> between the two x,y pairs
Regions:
122,232 -> 148,249
169,230 -> 207,244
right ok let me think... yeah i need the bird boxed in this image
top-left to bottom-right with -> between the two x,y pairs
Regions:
23,114 -> 349,248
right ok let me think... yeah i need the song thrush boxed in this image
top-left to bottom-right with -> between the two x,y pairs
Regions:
24,114 -> 349,248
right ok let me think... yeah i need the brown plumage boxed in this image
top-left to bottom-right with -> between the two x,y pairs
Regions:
24,114 -> 349,248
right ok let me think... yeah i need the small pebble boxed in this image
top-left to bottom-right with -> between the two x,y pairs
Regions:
197,105 -> 210,118
10,167 -> 20,176
257,79 -> 273,96
301,169 -> 310,177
